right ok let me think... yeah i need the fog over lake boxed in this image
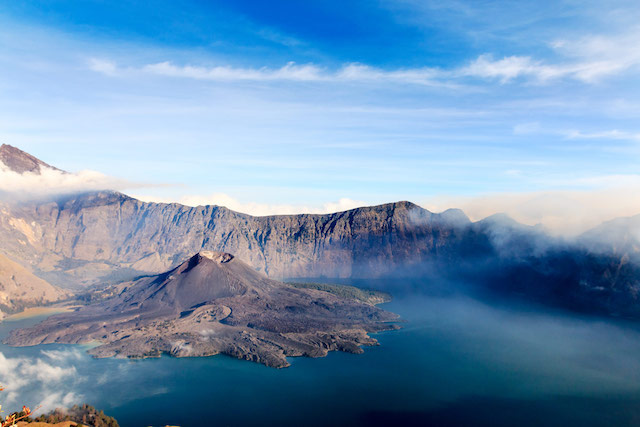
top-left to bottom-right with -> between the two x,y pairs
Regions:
2,279 -> 640,427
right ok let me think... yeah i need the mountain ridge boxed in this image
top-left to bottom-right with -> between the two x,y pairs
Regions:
0,189 -> 470,286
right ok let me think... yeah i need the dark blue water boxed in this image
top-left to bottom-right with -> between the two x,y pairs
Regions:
3,294 -> 640,426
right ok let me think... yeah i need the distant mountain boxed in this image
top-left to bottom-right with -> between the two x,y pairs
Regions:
0,253 -> 68,318
5,251 -> 398,368
579,214 -> 640,259
0,144 -> 63,174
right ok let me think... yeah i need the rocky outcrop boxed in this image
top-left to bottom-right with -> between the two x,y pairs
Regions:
5,252 -> 399,368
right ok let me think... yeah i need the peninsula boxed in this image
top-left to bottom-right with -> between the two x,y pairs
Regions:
5,251 -> 399,368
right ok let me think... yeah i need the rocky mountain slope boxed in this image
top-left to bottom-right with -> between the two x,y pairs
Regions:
0,253 -> 68,318
0,190 -> 474,286
5,251 -> 399,368
0,146 -> 476,285
0,144 -> 62,174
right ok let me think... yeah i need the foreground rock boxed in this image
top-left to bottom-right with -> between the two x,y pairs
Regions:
5,252 -> 399,368
30,403 -> 119,427
16,422 -> 77,427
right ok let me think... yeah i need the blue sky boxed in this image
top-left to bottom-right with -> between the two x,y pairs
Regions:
1,0 -> 639,228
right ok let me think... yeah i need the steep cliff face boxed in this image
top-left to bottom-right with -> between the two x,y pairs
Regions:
0,191 -> 474,286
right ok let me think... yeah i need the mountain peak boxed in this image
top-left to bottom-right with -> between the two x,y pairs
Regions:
439,208 -> 471,225
393,200 -> 419,209
197,251 -> 234,264
0,144 -> 63,174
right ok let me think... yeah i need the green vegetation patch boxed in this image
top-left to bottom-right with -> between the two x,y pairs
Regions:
286,282 -> 391,305
34,403 -> 119,427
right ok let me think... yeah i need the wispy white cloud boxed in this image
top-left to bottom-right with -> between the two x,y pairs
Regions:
565,129 -> 640,141
91,59 -> 448,87
37,391 -> 80,414
461,29 -> 640,83
0,350 -> 81,414
87,58 -> 118,76
89,29 -> 640,86
41,348 -> 85,362
143,61 -> 327,82
0,164 -> 160,200
510,123 -> 640,143
460,55 -> 550,83
335,63 -> 445,86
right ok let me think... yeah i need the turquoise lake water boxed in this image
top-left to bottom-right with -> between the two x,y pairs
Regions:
3,291 -> 640,426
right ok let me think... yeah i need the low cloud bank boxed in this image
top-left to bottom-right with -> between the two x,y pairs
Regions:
0,165 -> 152,200
0,349 -> 82,414
422,186 -> 640,237
1,161 -> 368,216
